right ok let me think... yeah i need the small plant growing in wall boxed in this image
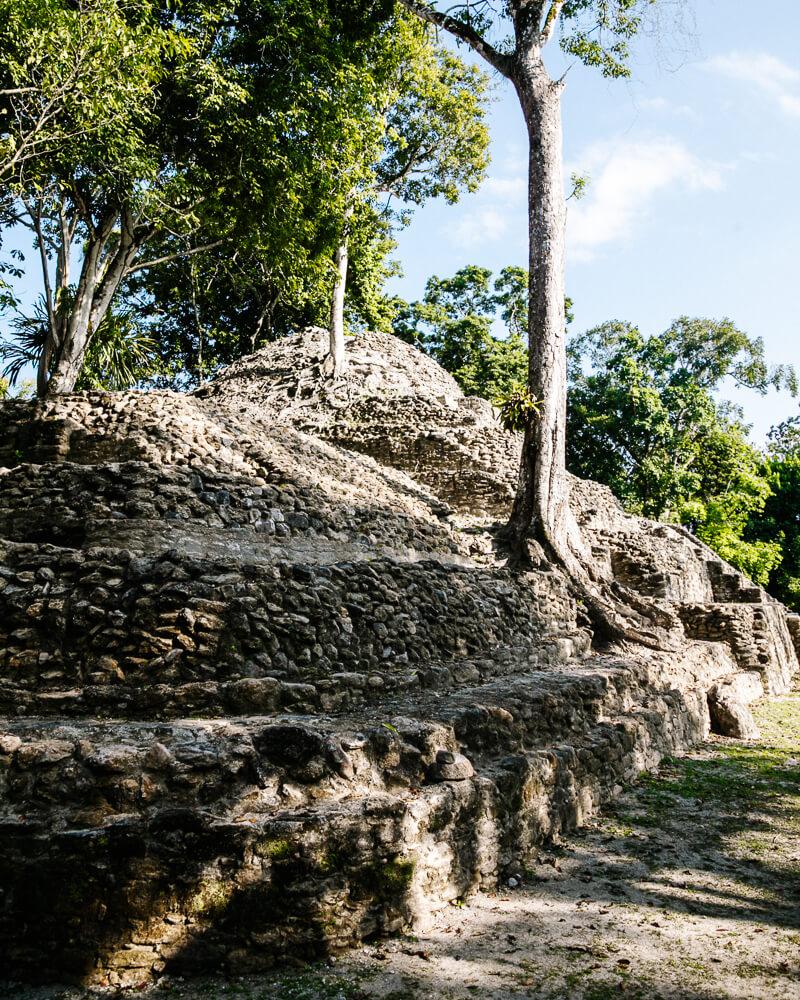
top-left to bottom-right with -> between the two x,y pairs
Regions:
255,837 -> 292,860
353,857 -> 416,901
494,383 -> 543,433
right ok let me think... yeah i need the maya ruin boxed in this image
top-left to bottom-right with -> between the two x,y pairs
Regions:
1,328 -> 796,986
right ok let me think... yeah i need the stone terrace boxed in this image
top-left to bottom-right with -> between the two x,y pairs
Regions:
0,329 -> 797,985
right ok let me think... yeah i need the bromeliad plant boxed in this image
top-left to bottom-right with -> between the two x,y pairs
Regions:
495,383 -> 543,434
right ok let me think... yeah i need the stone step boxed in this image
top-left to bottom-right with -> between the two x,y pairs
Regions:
0,458 -> 458,558
676,601 -> 797,695
3,657 -> 651,832
0,634 -> 591,720
0,538 -> 582,713
0,668 -> 711,985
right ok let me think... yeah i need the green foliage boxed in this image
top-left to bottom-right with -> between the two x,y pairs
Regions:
493,265 -> 530,338
393,264 -> 529,398
418,1 -> 658,79
744,420 -> 800,609
568,171 -> 591,201
1,0 -> 408,390
125,7 -> 489,386
767,415 -> 800,458
393,265 -> 579,401
344,206 -> 403,335
660,316 -> 797,395
373,21 -> 490,207
567,317 -> 795,585
0,0 -> 170,186
560,0 -> 650,78
76,309 -> 162,391
681,421 -> 783,587
495,383 -> 543,434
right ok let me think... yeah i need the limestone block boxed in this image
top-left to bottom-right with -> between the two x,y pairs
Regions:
708,671 -> 764,739
427,749 -> 475,782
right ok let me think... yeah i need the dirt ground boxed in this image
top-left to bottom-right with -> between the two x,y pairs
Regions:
4,679 -> 799,1000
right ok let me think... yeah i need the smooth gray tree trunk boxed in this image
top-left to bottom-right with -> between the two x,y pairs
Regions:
328,238 -> 349,378
504,55 -> 569,560
327,202 -> 354,377
44,210 -> 141,396
398,0 -> 573,562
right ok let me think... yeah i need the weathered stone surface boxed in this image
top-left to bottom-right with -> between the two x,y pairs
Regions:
0,328 -> 796,985
427,749 -> 475,782
708,671 -> 764,739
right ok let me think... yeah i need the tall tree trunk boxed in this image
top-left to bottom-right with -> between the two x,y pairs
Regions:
45,239 -> 103,395
45,208 -> 141,396
504,56 -> 569,561
328,202 -> 354,377
395,1 -> 680,651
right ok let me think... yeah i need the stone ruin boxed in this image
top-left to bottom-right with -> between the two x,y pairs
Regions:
0,327 -> 797,984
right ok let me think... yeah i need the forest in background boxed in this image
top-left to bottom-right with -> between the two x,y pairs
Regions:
1,0 -> 798,608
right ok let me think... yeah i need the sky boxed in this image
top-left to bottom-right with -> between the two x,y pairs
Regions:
387,0 -> 800,442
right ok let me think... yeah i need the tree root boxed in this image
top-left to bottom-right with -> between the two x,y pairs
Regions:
571,577 -> 681,653
498,527 -> 682,654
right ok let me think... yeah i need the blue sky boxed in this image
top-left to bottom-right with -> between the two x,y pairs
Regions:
388,0 -> 800,442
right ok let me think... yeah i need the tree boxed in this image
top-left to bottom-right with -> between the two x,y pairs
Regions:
678,419 -> 782,588
744,416 -> 800,610
567,317 -> 796,516
393,264 -> 528,397
399,0 -> 670,576
325,12 -> 490,375
2,294 -> 161,391
566,317 -> 795,584
1,0 -> 395,396
765,414 -> 800,459
0,0 -> 158,188
121,223 -> 342,389
0,0 -> 174,395
120,8 -> 488,386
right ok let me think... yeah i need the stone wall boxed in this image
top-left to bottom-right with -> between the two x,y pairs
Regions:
0,392 -> 459,549
0,643 -> 727,985
0,535 -> 583,720
0,331 -> 797,984
677,601 -> 798,695
300,395 -> 521,517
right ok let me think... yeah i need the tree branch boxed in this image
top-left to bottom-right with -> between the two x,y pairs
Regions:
89,207 -> 142,331
24,195 -> 57,342
374,140 -> 426,194
399,0 -> 515,77
540,0 -> 566,46
125,239 -> 226,275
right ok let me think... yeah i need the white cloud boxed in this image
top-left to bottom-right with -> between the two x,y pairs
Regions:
452,207 -> 513,245
705,51 -> 800,118
637,97 -> 699,120
450,175 -> 526,246
484,176 -> 526,201
449,138 -> 726,256
567,138 -> 725,260
779,94 -> 800,117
